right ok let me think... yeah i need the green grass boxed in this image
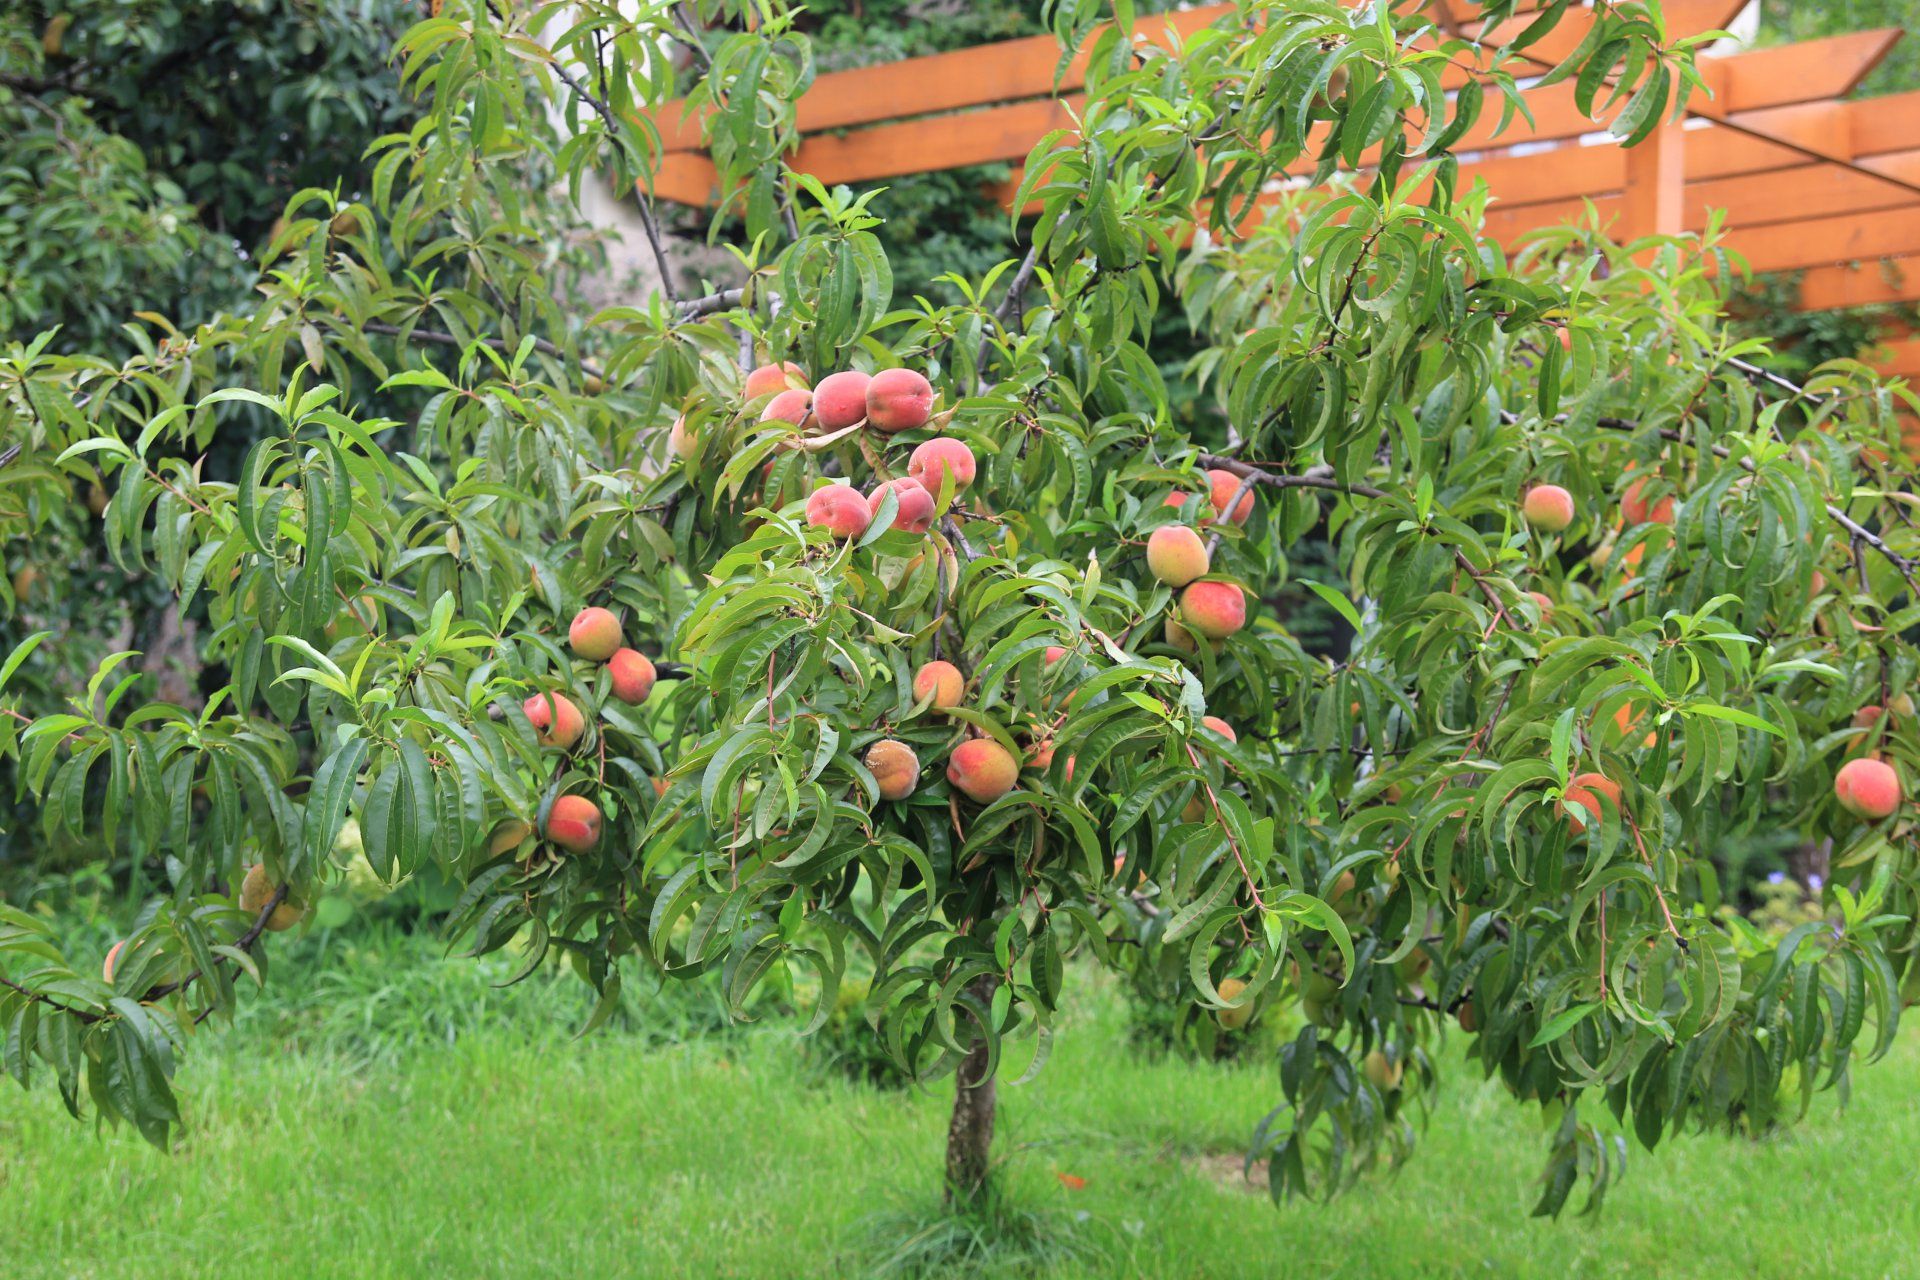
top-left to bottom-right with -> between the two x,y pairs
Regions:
3,947 -> 1917,1279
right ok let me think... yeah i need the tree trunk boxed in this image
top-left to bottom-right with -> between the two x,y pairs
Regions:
944,979 -> 998,1206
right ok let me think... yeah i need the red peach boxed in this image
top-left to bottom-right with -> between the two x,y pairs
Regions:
1206,469 -> 1256,526
545,794 -> 602,853
1527,590 -> 1554,624
1179,580 -> 1247,640
813,370 -> 872,430
569,607 -> 623,661
805,484 -> 872,539
946,739 -> 1020,804
1835,757 -> 1901,819
1200,715 -> 1237,744
1147,525 -> 1210,587
867,477 -> 935,535
1622,477 -> 1674,526
913,660 -> 965,710
1522,485 -> 1575,532
104,940 -> 125,984
1044,645 -> 1067,665
1560,771 -> 1622,835
864,740 -> 920,801
523,692 -> 585,749
907,437 -> 976,495
607,649 -> 656,705
866,368 -> 933,433
745,361 -> 807,400
761,388 -> 814,428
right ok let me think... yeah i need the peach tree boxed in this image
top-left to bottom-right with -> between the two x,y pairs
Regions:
2,0 -> 1917,1215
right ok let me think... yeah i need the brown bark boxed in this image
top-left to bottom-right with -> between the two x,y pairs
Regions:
944,977 -> 998,1205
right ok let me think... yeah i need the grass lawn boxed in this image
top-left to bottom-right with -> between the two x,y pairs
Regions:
2,959 -> 1915,1280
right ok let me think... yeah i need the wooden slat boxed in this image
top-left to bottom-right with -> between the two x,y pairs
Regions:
1478,201 -> 1920,276
1798,257 -> 1920,311
1874,336 -> 1920,379
645,4 -> 1234,153
644,0 -> 1748,155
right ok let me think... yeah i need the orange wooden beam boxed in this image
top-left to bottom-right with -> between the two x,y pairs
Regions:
1799,257 -> 1920,311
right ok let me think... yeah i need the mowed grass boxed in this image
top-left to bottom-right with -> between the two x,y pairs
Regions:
4,961 -> 1917,1280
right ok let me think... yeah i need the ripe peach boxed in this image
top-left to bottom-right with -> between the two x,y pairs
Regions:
1206,469 -> 1256,526
760,388 -> 814,428
867,477 -> 935,535
569,606 -> 624,660
864,739 -> 920,801
813,370 -> 872,429
866,368 -> 933,433
239,863 -> 304,930
1835,757 -> 1901,819
607,649 -> 656,705
1179,580 -> 1247,640
1560,771 -> 1622,835
907,437 -> 976,495
545,795 -> 603,853
946,739 -> 1019,804
1527,591 -> 1554,624
744,361 -> 807,400
1522,484 -> 1575,532
1621,477 -> 1674,526
103,940 -> 125,983
523,692 -> 585,749
913,659 -> 965,710
668,415 -> 698,463
1043,645 -> 1067,665
1612,702 -> 1657,750
1147,525 -> 1210,587
1200,715 -> 1237,744
805,484 -> 872,539
1027,737 -> 1056,770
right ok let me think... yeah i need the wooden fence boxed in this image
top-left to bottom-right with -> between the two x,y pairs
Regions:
644,2 -> 1920,373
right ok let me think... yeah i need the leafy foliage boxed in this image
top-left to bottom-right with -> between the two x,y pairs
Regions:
1,0 -> 1917,1221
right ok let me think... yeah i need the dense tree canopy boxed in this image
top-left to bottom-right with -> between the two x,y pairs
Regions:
1,0 -> 1916,1218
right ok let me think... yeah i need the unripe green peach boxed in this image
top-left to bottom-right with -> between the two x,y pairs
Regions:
1363,1049 -> 1403,1091
805,483 -> 872,539
1521,484 -> 1575,532
239,863 -> 304,931
1216,976 -> 1252,1031
812,370 -> 871,429
864,739 -> 920,801
744,361 -> 807,401
545,795 -> 602,853
865,368 -> 934,434
569,607 -> 624,660
522,692 -> 585,749
1835,757 -> 1901,819
945,739 -> 1019,804
668,415 -> 699,463
1146,524 -> 1209,587
607,649 -> 656,705
488,817 -> 533,857
1179,580 -> 1247,639
913,659 -> 965,710
907,437 -> 976,494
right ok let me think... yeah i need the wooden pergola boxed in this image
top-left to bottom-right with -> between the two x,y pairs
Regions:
645,2 -> 1920,373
